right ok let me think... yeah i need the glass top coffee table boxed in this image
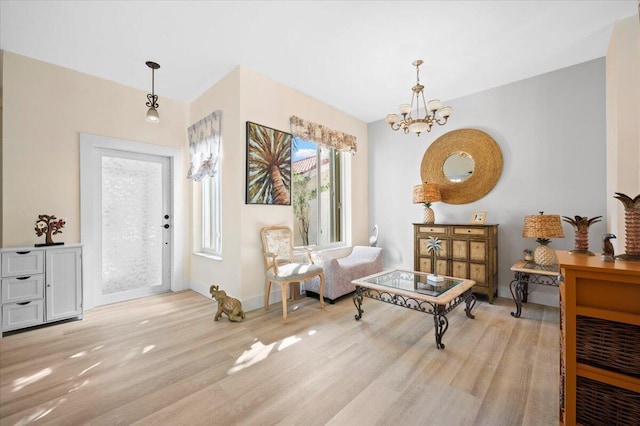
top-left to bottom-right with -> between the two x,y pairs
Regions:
352,270 -> 477,349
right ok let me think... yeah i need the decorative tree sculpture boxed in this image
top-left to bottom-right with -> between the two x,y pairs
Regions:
614,192 -> 640,260
426,236 -> 443,282
562,215 -> 602,256
34,214 -> 65,246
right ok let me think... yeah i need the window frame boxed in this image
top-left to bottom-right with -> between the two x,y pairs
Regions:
292,139 -> 346,249
201,170 -> 222,257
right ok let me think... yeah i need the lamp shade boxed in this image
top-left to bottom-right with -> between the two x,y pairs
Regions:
146,107 -> 160,123
413,183 -> 442,204
522,213 -> 564,239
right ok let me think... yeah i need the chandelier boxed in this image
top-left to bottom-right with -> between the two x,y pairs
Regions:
385,60 -> 452,137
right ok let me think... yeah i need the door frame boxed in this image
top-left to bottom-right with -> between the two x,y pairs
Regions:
80,133 -> 185,310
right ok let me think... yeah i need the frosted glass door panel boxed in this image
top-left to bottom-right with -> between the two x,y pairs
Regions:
102,157 -> 163,295
96,149 -> 171,306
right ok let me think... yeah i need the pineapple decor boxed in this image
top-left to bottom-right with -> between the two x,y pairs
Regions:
562,215 -> 602,256
426,236 -> 444,282
614,192 -> 640,260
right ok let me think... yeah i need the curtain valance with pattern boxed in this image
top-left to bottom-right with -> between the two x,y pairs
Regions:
289,116 -> 357,153
187,110 -> 222,181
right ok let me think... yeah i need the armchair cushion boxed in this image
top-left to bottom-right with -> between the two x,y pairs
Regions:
267,263 -> 323,281
304,246 -> 383,302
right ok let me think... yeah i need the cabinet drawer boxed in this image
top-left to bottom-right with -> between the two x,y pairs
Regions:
2,275 -> 45,303
2,251 -> 44,277
418,226 -> 447,234
2,300 -> 45,331
453,227 -> 487,236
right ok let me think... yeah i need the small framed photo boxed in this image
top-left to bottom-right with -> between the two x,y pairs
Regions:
471,211 -> 486,224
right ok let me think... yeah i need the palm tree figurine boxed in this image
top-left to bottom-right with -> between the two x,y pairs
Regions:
562,215 -> 602,256
426,236 -> 444,282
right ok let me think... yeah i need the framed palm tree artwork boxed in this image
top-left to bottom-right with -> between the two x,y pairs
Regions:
246,121 -> 292,205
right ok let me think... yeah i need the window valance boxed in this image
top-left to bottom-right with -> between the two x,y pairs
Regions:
289,116 -> 357,153
187,110 -> 222,181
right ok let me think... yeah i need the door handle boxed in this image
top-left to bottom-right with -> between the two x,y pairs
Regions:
16,276 -> 31,280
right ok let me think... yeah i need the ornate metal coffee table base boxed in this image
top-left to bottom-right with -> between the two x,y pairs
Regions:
353,286 -> 476,349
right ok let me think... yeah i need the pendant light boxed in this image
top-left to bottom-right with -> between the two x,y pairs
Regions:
145,61 -> 160,123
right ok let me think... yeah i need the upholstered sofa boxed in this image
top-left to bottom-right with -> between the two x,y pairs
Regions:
303,246 -> 384,303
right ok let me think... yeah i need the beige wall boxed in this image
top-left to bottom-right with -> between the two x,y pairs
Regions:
188,65 -> 368,310
1,51 -> 191,279
606,15 -> 640,254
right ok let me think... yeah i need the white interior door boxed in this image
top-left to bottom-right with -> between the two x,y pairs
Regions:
94,148 -> 172,306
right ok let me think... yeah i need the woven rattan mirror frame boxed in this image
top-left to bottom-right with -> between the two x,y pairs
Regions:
420,129 -> 503,204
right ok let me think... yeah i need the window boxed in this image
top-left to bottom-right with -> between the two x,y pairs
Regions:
202,172 -> 222,256
292,137 -> 343,247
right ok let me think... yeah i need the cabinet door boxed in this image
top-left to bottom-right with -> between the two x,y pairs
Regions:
451,240 -> 468,260
470,241 -> 487,262
451,261 -> 469,279
46,248 -> 82,322
419,257 -> 432,274
469,263 -> 487,286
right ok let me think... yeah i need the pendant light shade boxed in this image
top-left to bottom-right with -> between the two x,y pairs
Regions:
146,107 -> 159,123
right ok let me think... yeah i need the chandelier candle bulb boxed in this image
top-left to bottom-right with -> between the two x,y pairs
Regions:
427,99 -> 442,111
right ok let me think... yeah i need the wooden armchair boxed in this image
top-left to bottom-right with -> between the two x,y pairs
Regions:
260,225 -> 325,320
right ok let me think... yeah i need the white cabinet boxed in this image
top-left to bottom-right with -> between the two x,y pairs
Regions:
1,245 -> 82,336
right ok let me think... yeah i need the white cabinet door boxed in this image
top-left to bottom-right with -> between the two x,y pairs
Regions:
45,247 -> 82,322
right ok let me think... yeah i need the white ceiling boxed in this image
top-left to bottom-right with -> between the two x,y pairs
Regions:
1,1 -> 637,123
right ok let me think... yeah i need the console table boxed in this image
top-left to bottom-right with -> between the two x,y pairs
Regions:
509,259 -> 560,318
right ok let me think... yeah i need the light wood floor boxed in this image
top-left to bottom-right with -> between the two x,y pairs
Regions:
0,290 -> 559,425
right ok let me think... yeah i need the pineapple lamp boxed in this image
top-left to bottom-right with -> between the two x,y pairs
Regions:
413,182 -> 442,224
522,212 -> 565,265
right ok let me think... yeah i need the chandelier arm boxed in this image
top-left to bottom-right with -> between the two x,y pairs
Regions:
434,116 -> 449,126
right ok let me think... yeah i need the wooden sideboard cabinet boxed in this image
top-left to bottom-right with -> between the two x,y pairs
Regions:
557,251 -> 640,426
1,245 -> 83,337
413,224 -> 498,303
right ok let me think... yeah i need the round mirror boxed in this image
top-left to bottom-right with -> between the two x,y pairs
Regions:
443,152 -> 475,182
420,129 -> 503,204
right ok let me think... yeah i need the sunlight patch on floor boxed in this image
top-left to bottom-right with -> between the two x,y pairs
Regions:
143,345 -> 155,354
227,328 -> 316,375
228,340 -> 276,374
278,335 -> 301,351
12,368 -> 52,392
14,397 -> 67,426
79,362 -> 101,376
67,379 -> 89,393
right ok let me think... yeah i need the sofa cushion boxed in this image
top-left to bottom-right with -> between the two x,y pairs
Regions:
304,246 -> 383,301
